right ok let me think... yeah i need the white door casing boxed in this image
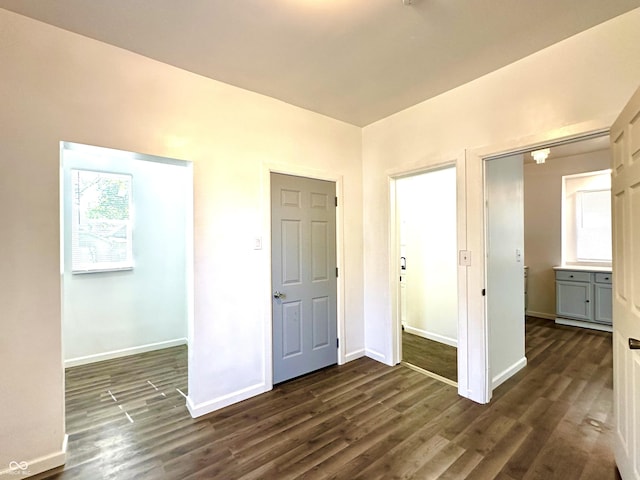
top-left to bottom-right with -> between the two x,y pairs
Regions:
611,85 -> 640,480
389,157 -> 469,397
271,173 -> 338,384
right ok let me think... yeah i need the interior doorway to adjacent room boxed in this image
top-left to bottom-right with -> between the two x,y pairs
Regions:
61,143 -> 192,371
395,165 -> 458,384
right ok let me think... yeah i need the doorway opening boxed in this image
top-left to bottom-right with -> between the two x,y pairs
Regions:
394,165 -> 458,385
60,142 -> 193,430
481,132 -> 611,395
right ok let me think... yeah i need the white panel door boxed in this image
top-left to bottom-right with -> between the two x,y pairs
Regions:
611,86 -> 640,480
485,155 -> 525,389
271,173 -> 337,384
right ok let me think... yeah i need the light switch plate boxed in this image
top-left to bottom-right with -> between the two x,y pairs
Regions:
459,250 -> 471,266
254,236 -> 262,250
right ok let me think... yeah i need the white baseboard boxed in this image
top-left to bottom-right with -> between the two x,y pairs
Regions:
404,326 -> 457,348
65,338 -> 188,367
526,311 -> 555,320
555,318 -> 612,333
492,356 -> 527,390
1,436 -> 67,479
344,349 -> 365,363
365,348 -> 388,365
186,382 -> 270,418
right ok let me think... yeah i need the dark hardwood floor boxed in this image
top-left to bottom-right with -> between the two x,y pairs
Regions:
35,317 -> 618,479
402,331 -> 458,382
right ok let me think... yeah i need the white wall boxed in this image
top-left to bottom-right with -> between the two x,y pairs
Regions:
0,8 -> 363,478
486,155 -> 525,389
524,150 -> 610,318
362,8 -> 640,402
397,167 -> 457,346
62,144 -> 189,366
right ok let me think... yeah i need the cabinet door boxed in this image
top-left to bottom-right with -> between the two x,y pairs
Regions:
556,280 -> 593,321
594,283 -> 612,324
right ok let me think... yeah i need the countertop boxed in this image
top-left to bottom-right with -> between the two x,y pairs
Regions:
553,265 -> 612,273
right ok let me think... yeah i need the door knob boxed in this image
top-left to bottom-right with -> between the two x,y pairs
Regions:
629,338 -> 640,350
273,291 -> 285,299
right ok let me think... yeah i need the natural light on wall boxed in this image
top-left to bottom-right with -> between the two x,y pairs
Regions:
282,0 -> 355,11
71,169 -> 133,273
561,169 -> 612,266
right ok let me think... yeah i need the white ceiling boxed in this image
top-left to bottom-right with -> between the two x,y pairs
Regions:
1,0 -> 639,126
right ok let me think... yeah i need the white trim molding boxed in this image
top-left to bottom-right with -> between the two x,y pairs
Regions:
492,357 -> 527,390
365,348 -> 387,364
555,318 -> 612,333
526,311 -> 555,321
403,326 -> 458,348
402,361 -> 457,388
186,382 -> 271,418
344,349 -> 365,363
0,435 -> 68,478
64,338 -> 187,368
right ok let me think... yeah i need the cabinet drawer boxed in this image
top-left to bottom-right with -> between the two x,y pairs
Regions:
595,273 -> 612,284
555,270 -> 591,282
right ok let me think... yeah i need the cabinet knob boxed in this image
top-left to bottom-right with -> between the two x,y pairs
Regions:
585,299 -> 590,303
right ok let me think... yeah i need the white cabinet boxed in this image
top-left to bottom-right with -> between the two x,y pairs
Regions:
554,267 -> 612,331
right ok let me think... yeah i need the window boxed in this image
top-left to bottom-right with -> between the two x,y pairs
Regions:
562,170 -> 611,265
576,189 -> 611,261
71,169 -> 133,273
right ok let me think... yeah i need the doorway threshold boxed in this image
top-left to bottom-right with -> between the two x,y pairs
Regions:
401,361 -> 457,388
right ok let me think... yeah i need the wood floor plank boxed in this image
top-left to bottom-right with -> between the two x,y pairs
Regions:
465,421 -> 532,480
437,449 -> 485,479
502,399 -> 571,479
408,441 -> 467,480
33,317 -> 617,480
402,331 -> 458,382
352,434 -> 450,480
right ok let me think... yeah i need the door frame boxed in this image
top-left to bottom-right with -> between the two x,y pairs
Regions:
389,156 -> 467,392
262,162 -> 345,389
467,121 -> 611,403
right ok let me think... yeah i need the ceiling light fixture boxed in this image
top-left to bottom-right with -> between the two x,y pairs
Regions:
531,148 -> 550,164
